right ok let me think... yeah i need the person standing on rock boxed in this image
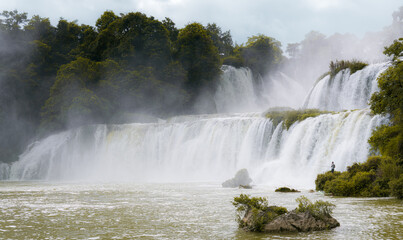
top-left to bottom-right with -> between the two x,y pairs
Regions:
331,162 -> 335,173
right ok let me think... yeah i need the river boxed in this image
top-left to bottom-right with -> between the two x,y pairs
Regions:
0,182 -> 401,239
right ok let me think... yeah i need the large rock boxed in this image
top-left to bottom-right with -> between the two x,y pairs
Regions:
264,210 -> 339,232
222,169 -> 252,188
242,209 -> 340,233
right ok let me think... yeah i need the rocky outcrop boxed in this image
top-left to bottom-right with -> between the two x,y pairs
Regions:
241,209 -> 339,233
263,210 -> 339,232
222,169 -> 252,188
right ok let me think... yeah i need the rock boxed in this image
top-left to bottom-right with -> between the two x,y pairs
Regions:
239,185 -> 252,189
241,208 -> 339,233
222,169 -> 252,188
263,210 -> 340,232
275,187 -> 300,192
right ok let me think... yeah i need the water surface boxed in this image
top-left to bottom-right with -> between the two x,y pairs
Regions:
0,182 -> 401,239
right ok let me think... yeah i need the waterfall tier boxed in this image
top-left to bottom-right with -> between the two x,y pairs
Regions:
303,62 -> 390,111
8,109 -> 386,188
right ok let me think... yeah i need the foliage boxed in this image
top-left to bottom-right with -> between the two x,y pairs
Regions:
232,194 -> 288,232
383,38 -> 403,61
329,60 -> 368,77
239,35 -> 283,75
389,174 -> 403,199
316,156 -> 401,197
205,23 -> 234,57
265,109 -> 332,130
315,171 -> 341,191
175,22 -> 221,95
275,187 -> 300,192
295,196 -> 335,220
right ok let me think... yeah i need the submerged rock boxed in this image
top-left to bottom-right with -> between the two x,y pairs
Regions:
275,187 -> 300,192
222,169 -> 252,188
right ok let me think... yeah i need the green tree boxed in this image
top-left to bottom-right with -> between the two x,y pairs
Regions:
239,34 -> 283,75
162,17 -> 179,43
41,57 -> 109,130
205,23 -> 234,56
175,22 -> 221,95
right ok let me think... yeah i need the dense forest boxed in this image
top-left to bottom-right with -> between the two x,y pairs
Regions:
0,10 -> 286,163
0,7 -> 402,167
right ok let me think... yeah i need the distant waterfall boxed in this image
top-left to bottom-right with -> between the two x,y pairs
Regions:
214,66 -> 307,113
303,62 -> 390,111
7,109 -> 386,189
0,163 -> 10,180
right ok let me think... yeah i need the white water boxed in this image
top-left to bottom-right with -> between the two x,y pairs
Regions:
0,163 -> 9,180
8,109 -> 386,189
303,62 -> 390,111
214,66 -> 306,112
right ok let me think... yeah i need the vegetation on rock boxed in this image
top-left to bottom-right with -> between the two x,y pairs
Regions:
233,194 -> 338,232
329,60 -> 368,77
295,196 -> 336,221
232,194 -> 288,232
275,187 -> 300,192
265,109 -> 333,130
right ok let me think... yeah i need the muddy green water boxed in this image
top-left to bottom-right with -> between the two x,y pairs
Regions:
0,182 -> 402,239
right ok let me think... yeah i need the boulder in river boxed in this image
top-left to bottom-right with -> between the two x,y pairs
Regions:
262,210 -> 340,232
234,194 -> 340,233
222,169 -> 252,188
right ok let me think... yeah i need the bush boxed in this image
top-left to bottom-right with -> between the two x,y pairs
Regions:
315,171 -> 341,191
329,60 -> 368,77
323,177 -> 354,196
295,196 -> 335,220
390,174 -> 403,199
351,171 -> 376,194
233,194 -> 269,213
232,194 -> 288,231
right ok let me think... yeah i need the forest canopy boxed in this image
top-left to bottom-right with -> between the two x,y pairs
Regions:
0,10 -> 284,163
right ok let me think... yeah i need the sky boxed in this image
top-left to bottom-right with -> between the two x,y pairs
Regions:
0,0 -> 401,46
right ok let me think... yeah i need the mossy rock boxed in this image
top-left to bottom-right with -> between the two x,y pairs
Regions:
233,194 -> 339,233
265,109 -> 333,130
275,187 -> 300,193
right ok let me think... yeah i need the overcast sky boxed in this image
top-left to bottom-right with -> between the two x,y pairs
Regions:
0,0 -> 401,46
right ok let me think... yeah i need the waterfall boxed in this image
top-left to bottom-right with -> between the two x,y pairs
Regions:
214,66 -> 307,112
303,62 -> 390,111
1,61 -> 391,188
0,163 -> 10,180
7,109 -> 386,188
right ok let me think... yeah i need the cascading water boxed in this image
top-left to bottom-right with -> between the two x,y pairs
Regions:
8,109 -> 386,189
303,62 -> 390,111
0,163 -> 10,180
214,66 -> 307,112
2,62 -> 390,189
